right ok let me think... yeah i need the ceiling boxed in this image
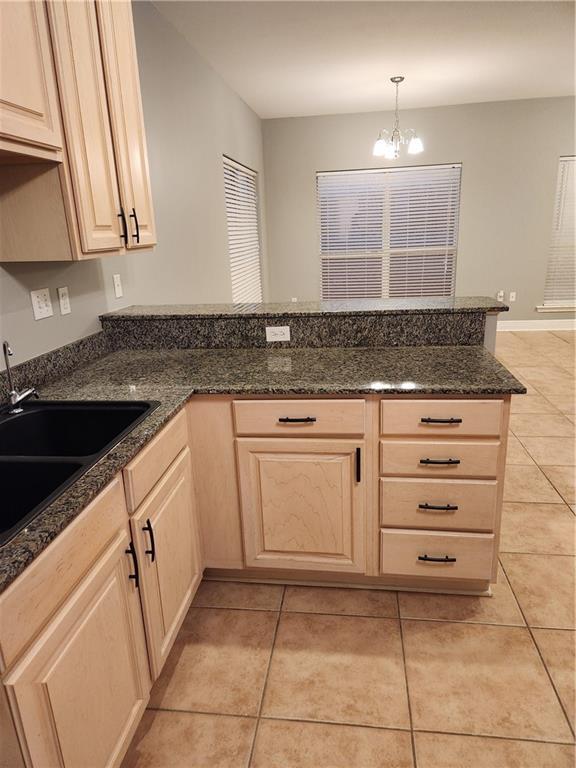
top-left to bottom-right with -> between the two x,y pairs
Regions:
153,1 -> 575,118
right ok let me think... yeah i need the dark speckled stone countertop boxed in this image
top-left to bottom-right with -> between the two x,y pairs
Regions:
101,296 -> 508,319
0,344 -> 524,593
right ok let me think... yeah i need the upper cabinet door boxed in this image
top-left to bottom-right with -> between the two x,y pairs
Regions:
47,0 -> 124,253
0,1 -> 62,158
96,0 -> 157,249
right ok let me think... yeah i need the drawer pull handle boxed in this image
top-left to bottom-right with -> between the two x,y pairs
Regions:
420,417 -> 463,424
355,447 -> 361,483
125,541 -> 140,588
278,416 -> 317,423
142,518 -> 156,562
418,503 -> 459,512
420,458 -> 461,466
418,554 -> 457,563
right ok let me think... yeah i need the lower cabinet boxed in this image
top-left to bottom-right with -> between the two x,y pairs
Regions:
4,527 -> 150,768
236,438 -> 365,573
129,447 -> 202,679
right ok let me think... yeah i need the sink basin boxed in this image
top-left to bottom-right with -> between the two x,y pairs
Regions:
0,401 -> 156,456
0,459 -> 83,546
0,400 -> 159,546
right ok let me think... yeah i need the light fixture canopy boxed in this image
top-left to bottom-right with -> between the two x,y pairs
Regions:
372,76 -> 424,159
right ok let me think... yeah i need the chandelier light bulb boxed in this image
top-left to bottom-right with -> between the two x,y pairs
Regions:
373,135 -> 388,157
408,135 -> 424,154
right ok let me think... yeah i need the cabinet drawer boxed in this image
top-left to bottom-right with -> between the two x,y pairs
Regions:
233,399 -> 365,436
124,409 -> 188,512
381,400 -> 503,437
380,439 -> 501,478
380,478 -> 498,531
380,529 -> 495,581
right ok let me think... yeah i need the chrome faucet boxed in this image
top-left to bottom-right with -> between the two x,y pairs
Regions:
2,341 -> 38,414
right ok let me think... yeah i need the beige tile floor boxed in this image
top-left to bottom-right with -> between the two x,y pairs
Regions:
123,331 -> 575,767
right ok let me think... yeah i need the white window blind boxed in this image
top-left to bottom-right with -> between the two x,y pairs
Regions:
317,164 -> 462,300
224,157 -> 263,303
543,157 -> 575,308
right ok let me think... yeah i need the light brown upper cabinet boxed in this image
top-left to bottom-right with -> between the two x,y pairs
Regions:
0,0 -> 156,262
0,1 -> 63,160
96,0 -> 157,249
47,0 -> 125,254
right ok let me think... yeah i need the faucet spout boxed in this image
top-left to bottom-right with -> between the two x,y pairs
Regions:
2,340 -> 38,414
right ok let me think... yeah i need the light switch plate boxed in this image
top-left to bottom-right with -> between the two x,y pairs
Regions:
58,286 -> 71,315
30,288 -> 53,320
509,291 -> 517,302
113,273 -> 123,298
266,325 -> 291,342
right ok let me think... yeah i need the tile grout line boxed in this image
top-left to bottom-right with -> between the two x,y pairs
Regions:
246,585 -> 286,768
498,558 -> 575,741
396,592 -> 419,768
142,706 -> 576,747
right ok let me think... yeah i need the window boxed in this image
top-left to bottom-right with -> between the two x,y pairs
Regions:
541,156 -> 575,310
317,164 -> 462,300
223,157 -> 263,303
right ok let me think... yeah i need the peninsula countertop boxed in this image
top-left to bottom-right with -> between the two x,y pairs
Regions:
0,343 -> 524,593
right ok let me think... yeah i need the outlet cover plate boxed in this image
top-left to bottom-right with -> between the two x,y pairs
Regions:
58,286 -> 71,315
31,288 -> 53,320
266,325 -> 291,342
113,273 -> 123,299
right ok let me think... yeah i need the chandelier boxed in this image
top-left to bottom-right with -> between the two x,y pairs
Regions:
373,76 -> 424,159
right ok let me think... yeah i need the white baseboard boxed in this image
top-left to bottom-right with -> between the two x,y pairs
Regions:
498,318 -> 576,331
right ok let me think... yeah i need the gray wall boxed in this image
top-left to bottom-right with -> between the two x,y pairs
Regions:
262,97 -> 575,320
0,0 -> 265,367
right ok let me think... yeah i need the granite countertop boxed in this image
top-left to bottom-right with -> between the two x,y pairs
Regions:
101,296 -> 509,320
0,344 -> 524,593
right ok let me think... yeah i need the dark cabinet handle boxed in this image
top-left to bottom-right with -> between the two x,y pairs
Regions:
418,554 -> 457,563
142,518 -> 156,562
125,541 -> 140,588
355,447 -> 361,483
420,458 -> 460,466
418,503 -> 459,512
130,207 -> 140,243
118,207 -> 128,243
420,417 -> 463,424
278,416 -> 317,423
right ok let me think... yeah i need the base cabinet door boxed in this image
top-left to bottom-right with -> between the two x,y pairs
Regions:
130,448 -> 202,680
236,438 -> 365,573
4,528 -> 150,768
0,0 -> 62,157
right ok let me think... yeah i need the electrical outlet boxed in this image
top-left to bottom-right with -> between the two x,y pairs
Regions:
509,291 -> 517,302
496,290 -> 505,302
57,286 -> 71,315
113,273 -> 123,299
266,325 -> 291,342
30,288 -> 53,320
291,297 -> 298,303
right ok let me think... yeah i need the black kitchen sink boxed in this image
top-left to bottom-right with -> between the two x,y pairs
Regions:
0,400 -> 159,546
0,401 -> 156,456
0,459 -> 84,546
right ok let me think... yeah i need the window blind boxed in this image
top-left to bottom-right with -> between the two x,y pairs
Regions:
223,157 -> 263,303
543,157 -> 575,308
318,164 -> 462,300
